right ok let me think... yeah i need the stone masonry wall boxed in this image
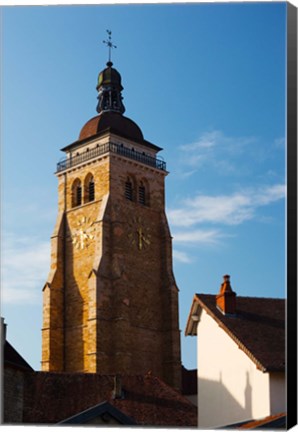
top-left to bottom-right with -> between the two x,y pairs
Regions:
42,137 -> 181,389
3,368 -> 24,423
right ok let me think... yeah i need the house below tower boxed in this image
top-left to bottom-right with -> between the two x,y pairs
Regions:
185,275 -> 286,429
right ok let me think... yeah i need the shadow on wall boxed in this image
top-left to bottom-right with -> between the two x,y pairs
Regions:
64,218 -> 84,372
198,371 -> 253,429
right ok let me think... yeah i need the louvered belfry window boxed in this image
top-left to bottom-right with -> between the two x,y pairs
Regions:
76,184 -> 82,206
125,179 -> 133,201
139,184 -> 146,205
72,179 -> 82,208
88,177 -> 95,202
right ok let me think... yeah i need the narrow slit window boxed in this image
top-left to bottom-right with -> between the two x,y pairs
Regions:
125,180 -> 133,201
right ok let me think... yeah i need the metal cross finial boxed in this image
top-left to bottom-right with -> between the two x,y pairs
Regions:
103,29 -> 117,64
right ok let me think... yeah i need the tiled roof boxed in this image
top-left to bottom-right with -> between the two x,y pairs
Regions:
186,294 -> 285,372
22,372 -> 197,426
4,341 -> 34,371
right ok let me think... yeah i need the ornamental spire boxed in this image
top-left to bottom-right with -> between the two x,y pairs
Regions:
103,29 -> 117,66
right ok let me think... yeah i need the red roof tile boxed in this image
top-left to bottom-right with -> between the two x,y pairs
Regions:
22,372 -> 197,426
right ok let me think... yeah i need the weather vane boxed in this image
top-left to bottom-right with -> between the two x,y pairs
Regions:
103,30 -> 117,64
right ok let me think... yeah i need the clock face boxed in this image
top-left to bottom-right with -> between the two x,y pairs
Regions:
127,216 -> 151,251
71,216 -> 96,250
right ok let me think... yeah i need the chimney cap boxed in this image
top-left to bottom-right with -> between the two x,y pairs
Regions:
216,274 -> 236,315
219,274 -> 234,294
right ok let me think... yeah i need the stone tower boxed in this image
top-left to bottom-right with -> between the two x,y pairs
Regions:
41,55 -> 181,389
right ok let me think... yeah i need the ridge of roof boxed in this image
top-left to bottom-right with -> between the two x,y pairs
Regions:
58,401 -> 137,425
187,294 -> 285,372
197,293 -> 285,301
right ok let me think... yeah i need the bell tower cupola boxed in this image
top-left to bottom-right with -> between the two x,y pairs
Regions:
96,62 -> 125,114
96,31 -> 125,115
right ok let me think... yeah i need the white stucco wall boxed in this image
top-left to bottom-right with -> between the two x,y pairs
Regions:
197,309 -> 276,429
269,372 -> 286,414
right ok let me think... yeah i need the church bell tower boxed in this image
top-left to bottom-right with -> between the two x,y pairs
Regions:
42,35 -> 181,390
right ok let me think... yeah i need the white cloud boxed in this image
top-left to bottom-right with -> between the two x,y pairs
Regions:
176,169 -> 197,179
178,130 -> 287,179
274,137 -> 285,149
174,128 -> 286,248
173,229 -> 225,245
254,184 -> 286,206
173,250 -> 193,264
168,184 -> 286,228
181,130 -> 221,152
2,233 -> 50,305
179,130 -> 258,170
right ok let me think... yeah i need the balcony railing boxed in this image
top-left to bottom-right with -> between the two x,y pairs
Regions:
56,141 -> 166,173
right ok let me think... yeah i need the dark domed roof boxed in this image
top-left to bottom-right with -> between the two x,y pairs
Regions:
79,111 -> 144,142
97,61 -> 123,91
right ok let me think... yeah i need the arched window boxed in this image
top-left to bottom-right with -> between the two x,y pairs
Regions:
84,173 -> 95,203
125,178 -> 133,201
139,182 -> 146,205
72,179 -> 82,207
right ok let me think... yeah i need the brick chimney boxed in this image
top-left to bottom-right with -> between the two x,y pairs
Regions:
216,275 -> 236,315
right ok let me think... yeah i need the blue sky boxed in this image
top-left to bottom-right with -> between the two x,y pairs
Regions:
1,2 -> 287,371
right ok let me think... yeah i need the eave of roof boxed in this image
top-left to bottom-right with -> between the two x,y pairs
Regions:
238,412 -> 287,429
185,294 -> 202,336
61,129 -> 162,153
221,412 -> 287,429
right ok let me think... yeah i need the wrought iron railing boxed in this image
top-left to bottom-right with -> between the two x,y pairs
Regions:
56,141 -> 166,172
